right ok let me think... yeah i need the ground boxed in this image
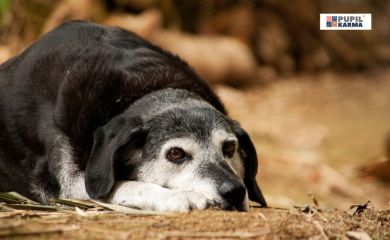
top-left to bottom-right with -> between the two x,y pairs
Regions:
0,207 -> 389,239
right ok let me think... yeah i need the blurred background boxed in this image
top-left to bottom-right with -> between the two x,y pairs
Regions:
0,0 -> 389,209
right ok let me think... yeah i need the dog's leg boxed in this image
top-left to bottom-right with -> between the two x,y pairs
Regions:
58,171 -> 90,200
106,181 -> 211,212
56,157 -> 89,200
51,134 -> 90,200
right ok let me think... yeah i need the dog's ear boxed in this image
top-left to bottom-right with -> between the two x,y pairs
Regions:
231,122 -> 267,207
85,116 -> 145,199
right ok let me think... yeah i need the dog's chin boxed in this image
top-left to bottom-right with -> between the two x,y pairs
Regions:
209,200 -> 249,212
235,201 -> 249,212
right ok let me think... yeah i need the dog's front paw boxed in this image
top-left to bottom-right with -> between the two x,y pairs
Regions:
108,181 -> 214,212
154,189 -> 211,212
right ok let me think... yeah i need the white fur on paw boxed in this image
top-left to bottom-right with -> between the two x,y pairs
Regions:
154,189 -> 209,212
107,182 -> 214,213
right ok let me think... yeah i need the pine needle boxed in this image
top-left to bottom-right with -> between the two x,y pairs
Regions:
50,198 -> 97,209
3,204 -> 59,211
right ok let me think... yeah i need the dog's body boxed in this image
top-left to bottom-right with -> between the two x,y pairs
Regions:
0,21 -> 266,211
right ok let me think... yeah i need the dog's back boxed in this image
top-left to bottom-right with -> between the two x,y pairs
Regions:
0,21 -> 225,199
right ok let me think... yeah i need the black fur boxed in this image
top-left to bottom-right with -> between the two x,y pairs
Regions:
0,21 -> 266,206
86,116 -> 144,199
231,123 -> 267,207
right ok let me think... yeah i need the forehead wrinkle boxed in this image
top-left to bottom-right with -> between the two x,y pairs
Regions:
150,108 -> 215,134
145,107 -> 234,156
142,99 -> 214,120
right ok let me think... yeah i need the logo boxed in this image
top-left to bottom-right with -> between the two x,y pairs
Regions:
320,14 -> 371,30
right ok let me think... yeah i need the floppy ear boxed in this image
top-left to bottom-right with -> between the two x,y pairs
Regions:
231,122 -> 267,207
85,116 -> 144,199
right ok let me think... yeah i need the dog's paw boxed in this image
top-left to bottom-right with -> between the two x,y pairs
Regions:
108,181 -> 215,212
153,189 -> 211,212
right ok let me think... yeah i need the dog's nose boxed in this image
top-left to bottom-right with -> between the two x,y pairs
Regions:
218,181 -> 246,207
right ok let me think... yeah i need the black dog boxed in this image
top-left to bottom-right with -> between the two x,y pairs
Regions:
0,21 -> 266,212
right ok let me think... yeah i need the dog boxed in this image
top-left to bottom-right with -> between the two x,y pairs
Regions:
0,21 -> 266,212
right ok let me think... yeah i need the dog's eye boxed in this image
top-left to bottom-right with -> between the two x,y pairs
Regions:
166,147 -> 187,162
222,141 -> 236,158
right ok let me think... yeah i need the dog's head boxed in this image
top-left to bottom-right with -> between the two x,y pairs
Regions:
85,89 -> 266,211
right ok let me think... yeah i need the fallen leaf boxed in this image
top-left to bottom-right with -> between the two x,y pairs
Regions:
347,201 -> 370,216
346,231 -> 372,240
75,207 -> 88,216
91,200 -> 172,215
294,205 -> 318,214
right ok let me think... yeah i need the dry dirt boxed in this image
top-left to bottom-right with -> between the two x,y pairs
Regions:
0,206 -> 389,240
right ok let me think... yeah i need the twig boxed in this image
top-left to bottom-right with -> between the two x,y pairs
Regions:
0,192 -> 39,205
0,225 -> 80,237
308,192 -> 319,208
83,226 -> 131,239
3,204 -> 59,211
50,198 -> 97,209
153,230 -> 269,239
313,220 -> 329,240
